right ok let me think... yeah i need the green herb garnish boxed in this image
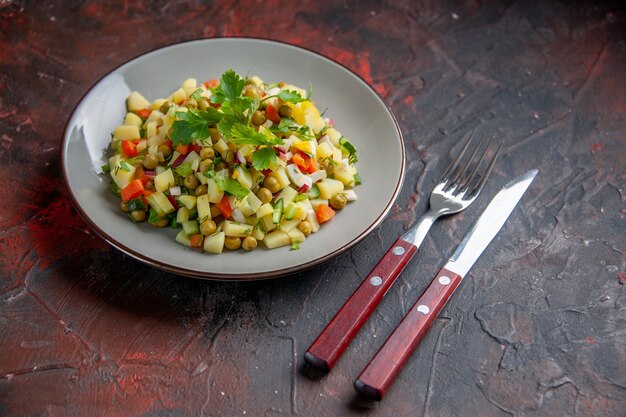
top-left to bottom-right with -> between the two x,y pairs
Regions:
175,162 -> 193,177
169,108 -> 222,147
339,137 -> 358,164
290,240 -> 301,250
127,198 -> 145,211
210,170 -> 249,200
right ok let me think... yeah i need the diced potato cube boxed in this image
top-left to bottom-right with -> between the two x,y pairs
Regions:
279,219 -> 301,233
176,207 -> 190,223
124,112 -> 143,127
325,128 -> 342,147
260,214 -> 277,232
309,199 -> 329,211
182,78 -> 198,96
168,87 -> 187,103
252,225 -> 265,241
136,140 -> 147,153
161,114 -> 175,131
213,139 -> 229,157
154,168 -> 175,192
127,91 -> 150,111
256,203 -> 274,218
196,171 -> 207,185
317,178 -> 344,199
206,178 -> 224,203
175,230 -> 191,247
147,134 -> 166,147
316,142 -> 334,159
306,209 -> 320,233
222,220 -> 254,237
235,165 -> 253,190
333,165 -> 357,187
150,98 -> 167,110
245,192 -> 262,214
204,232 -> 225,254
147,191 -> 175,216
276,186 -> 298,206
263,230 -> 290,249
146,121 -> 157,138
183,151 -> 201,166
332,147 -> 343,163
109,154 -> 136,189
113,125 -> 140,140
196,194 -> 211,221
287,228 -> 306,244
178,195 -> 197,209
294,202 -> 309,220
144,110 -> 163,125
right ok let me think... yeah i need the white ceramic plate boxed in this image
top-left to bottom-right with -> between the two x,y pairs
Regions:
62,38 -> 405,280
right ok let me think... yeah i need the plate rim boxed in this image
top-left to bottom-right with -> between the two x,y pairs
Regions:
61,36 -> 405,280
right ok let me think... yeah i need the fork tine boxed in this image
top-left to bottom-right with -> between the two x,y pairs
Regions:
450,134 -> 489,190
442,130 -> 476,181
458,136 -> 493,192
465,142 -> 502,198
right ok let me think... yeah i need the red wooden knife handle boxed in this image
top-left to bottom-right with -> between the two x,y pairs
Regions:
354,267 -> 462,400
304,238 -> 418,373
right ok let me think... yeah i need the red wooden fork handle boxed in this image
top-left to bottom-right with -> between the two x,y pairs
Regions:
304,238 -> 418,373
354,267 -> 462,401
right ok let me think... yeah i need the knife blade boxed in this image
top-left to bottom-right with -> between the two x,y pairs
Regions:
353,169 -> 538,401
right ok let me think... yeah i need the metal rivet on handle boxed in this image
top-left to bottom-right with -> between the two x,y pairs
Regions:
392,246 -> 405,255
417,305 -> 430,314
370,276 -> 382,286
438,276 -> 451,285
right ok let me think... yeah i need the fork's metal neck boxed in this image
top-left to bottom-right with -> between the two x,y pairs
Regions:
400,208 -> 447,248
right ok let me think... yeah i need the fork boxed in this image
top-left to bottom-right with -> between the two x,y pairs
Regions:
304,132 -> 501,373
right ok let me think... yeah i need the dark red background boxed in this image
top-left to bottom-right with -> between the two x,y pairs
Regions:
1,1 -> 625,416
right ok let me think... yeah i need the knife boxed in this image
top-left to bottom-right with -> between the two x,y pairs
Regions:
353,169 -> 538,401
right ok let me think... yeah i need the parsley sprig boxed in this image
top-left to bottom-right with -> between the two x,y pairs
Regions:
262,88 -> 310,104
208,169 -> 249,199
169,107 -> 222,147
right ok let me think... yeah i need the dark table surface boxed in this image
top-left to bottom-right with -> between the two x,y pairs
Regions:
1,1 -> 625,416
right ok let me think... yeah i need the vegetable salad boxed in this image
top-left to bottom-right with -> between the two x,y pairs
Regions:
104,69 -> 360,253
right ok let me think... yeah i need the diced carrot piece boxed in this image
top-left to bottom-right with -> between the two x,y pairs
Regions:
135,108 -> 152,119
292,152 -> 310,170
121,179 -> 145,202
305,158 -> 318,174
176,143 -> 189,155
189,234 -> 204,248
121,140 -> 138,157
315,204 -> 335,224
216,195 -> 233,219
265,104 -> 281,123
136,168 -> 150,185
203,79 -> 220,89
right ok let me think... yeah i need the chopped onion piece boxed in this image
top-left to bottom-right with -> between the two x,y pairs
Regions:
236,150 -> 246,164
231,208 -> 246,223
309,170 -> 327,183
278,151 -> 293,161
344,189 -> 357,201
169,186 -> 181,196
